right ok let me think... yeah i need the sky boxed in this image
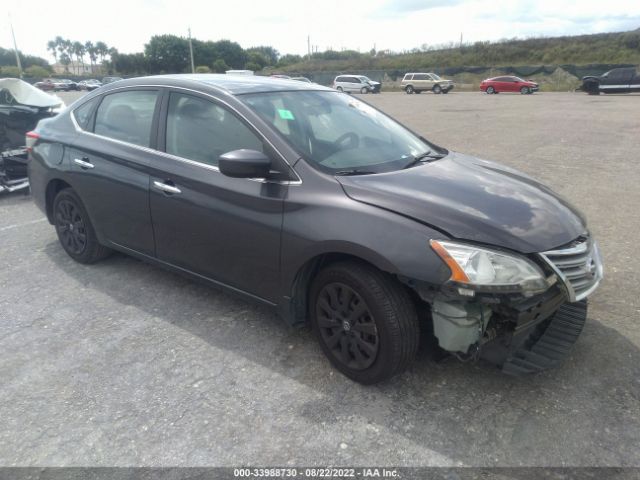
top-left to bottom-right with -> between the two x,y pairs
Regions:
2,0 -> 640,63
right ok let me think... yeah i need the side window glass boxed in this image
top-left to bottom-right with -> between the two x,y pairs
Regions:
94,90 -> 158,147
414,74 -> 428,81
73,97 -> 99,130
165,93 -> 263,167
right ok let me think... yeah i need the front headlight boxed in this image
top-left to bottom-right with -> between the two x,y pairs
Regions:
431,240 -> 551,295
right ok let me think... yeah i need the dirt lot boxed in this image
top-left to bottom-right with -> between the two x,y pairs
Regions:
1,91 -> 639,466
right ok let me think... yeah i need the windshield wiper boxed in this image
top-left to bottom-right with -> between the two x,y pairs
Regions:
402,151 -> 446,169
334,169 -> 377,176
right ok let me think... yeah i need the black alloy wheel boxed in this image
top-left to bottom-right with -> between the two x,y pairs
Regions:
310,261 -> 419,384
315,282 -> 379,371
55,198 -> 87,255
53,188 -> 112,263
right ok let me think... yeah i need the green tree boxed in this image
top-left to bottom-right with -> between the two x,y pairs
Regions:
24,65 -> 50,78
212,58 -> 229,73
195,65 -> 211,73
246,46 -> 279,65
1,66 -> 22,77
144,34 -> 189,73
211,40 -> 246,69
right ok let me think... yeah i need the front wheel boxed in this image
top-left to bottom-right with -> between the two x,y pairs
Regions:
520,86 -> 530,94
53,188 -> 112,264
360,87 -> 369,94
442,89 -> 449,94
432,84 -> 442,94
310,262 -> 419,384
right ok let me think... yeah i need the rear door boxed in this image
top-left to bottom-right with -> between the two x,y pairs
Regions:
148,89 -> 288,302
68,88 -> 160,255
413,73 -> 431,91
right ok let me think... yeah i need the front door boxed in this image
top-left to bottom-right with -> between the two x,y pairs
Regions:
149,90 -> 286,302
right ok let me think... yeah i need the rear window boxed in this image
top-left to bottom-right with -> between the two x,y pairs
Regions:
94,90 -> 159,147
73,97 -> 100,130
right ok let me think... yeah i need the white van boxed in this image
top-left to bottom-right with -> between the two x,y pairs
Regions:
333,75 -> 381,94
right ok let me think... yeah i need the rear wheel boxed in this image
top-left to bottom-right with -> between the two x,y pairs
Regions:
405,85 -> 414,94
310,262 -> 419,384
486,86 -> 495,94
53,188 -> 112,264
337,86 -> 344,92
433,84 -> 442,94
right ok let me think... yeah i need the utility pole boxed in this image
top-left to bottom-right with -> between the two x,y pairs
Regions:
307,35 -> 311,59
9,14 -> 23,78
188,27 -> 195,73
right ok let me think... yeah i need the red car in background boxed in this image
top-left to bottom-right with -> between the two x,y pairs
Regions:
480,76 -> 539,94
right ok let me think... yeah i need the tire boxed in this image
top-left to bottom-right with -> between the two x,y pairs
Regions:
309,261 -> 419,384
486,86 -> 495,94
415,90 -> 422,94
405,85 -> 414,94
442,89 -> 449,94
53,188 -> 112,264
520,86 -> 530,94
360,87 -> 368,94
432,84 -> 442,94
337,86 -> 343,92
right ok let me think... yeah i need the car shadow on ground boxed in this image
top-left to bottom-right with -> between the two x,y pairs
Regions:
42,241 -> 640,465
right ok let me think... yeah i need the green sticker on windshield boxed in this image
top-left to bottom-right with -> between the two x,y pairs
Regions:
278,109 -> 295,120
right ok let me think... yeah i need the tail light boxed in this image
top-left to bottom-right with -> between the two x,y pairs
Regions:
26,131 -> 39,152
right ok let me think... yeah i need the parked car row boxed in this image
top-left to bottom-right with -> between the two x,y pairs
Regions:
35,76 -> 123,93
34,78 -> 80,92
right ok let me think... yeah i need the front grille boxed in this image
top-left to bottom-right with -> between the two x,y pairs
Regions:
539,237 -> 603,302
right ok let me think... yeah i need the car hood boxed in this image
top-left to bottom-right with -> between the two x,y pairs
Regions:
336,152 -> 586,253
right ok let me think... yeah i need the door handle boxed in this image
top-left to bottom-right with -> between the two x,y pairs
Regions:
153,180 -> 182,195
74,158 -> 94,169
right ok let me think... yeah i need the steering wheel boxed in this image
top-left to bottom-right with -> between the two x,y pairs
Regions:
333,132 -> 359,150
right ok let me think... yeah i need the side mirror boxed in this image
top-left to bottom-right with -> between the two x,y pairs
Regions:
218,149 -> 271,178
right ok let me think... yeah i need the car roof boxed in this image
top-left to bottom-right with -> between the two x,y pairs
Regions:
104,74 -> 331,95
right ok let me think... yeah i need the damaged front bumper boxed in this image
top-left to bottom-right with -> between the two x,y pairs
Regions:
404,236 -> 602,375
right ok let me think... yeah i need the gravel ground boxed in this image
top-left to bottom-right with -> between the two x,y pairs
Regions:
0,90 -> 638,467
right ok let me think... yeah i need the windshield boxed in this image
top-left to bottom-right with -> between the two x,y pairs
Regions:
241,91 -> 438,174
430,74 -> 441,81
358,76 -> 372,83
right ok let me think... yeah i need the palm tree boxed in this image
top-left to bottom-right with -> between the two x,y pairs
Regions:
73,41 -> 86,75
47,40 -> 58,64
95,41 -> 108,66
85,41 -> 97,73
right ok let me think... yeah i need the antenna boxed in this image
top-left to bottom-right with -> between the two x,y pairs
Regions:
188,27 -> 195,73
9,13 -> 23,78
